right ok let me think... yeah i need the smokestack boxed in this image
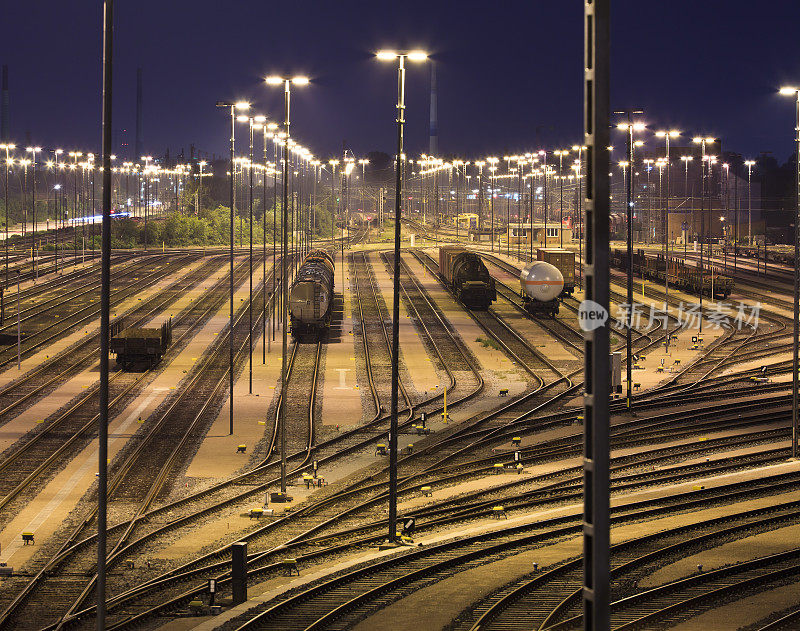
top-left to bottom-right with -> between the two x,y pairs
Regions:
135,68 -> 143,159
1,65 -> 8,142
429,62 -> 438,156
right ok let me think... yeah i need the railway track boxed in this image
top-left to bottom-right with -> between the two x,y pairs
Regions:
0,254 -> 273,628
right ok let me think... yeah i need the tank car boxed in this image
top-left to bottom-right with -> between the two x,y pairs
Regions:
289,249 -> 335,337
520,261 -> 564,317
439,246 -> 496,309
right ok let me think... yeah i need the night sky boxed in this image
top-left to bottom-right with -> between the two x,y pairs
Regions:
3,1 -> 800,163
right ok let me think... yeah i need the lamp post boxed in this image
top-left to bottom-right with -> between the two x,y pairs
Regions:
692,136 -> 716,338
238,115 -> 266,394
487,156 -> 499,250
26,146 -> 41,278
475,160 -> 485,235
615,113 -> 644,410
655,130 -> 680,315
266,74 -> 309,495
779,86 -> 800,459
554,149 -> 570,248
0,143 -> 13,289
377,48 -> 428,544
744,160 -> 755,247
572,146 -> 585,288
216,100 -> 250,436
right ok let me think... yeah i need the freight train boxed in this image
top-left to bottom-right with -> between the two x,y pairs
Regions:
520,260 -> 564,317
110,317 -> 172,370
611,249 -> 734,298
438,246 -> 496,309
289,249 -> 335,336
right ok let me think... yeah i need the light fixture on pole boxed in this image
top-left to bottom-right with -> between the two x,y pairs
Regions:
615,114 -> 644,410
692,136 -> 716,339
265,74 -> 309,496
238,114 -> 266,394
0,143 -> 14,290
377,48 -> 428,544
744,160 -> 756,247
216,99 -> 250,436
779,86 -> 800,460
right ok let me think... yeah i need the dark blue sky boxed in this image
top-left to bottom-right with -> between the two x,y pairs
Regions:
3,1 -> 800,163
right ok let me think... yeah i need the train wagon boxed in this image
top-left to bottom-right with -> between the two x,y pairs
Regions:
438,246 -> 496,309
110,318 -> 172,370
520,260 -> 564,317
537,248 -> 575,297
611,249 -> 733,298
290,249 -> 335,337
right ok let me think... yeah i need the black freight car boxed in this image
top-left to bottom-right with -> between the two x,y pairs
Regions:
438,246 -> 496,309
110,318 -> 172,369
289,250 -> 335,336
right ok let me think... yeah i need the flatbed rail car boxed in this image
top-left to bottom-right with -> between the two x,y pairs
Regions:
110,318 -> 172,370
439,246 -> 496,309
611,249 -> 733,298
537,248 -> 575,297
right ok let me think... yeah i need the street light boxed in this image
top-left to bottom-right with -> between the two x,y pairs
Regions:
692,135 -> 717,339
553,149 -> 570,247
487,156 -> 499,250
0,143 -> 14,289
265,74 -> 309,497
744,160 -> 756,247
655,130 -> 679,324
26,147 -> 42,278
377,48 -> 428,545
238,114 -> 266,395
779,86 -> 800,459
216,99 -> 250,437
614,112 -> 644,410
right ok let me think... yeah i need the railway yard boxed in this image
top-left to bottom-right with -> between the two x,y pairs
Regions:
0,221 -> 794,631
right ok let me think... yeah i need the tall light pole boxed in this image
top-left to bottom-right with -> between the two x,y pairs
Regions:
216,100 -> 250,436
377,48 -> 428,544
554,149 -> 569,247
745,159 -> 755,247
0,143 -> 13,289
655,130 -> 680,315
572,146 -> 585,287
26,146 -> 41,278
266,74 -> 309,495
615,113 -> 644,410
475,160 -> 485,235
779,86 -> 800,459
238,114 -> 265,394
487,156 -> 499,250
692,136 -> 716,338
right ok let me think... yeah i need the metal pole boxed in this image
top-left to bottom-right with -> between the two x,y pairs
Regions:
583,1 -> 610,628
3,146 -> 8,290
273,142 -> 277,342
664,137 -> 670,351
559,154 -> 564,248
263,130 -> 267,363
699,140 -> 705,338
793,91 -> 799,459
625,127 -> 632,409
249,122 -> 254,394
388,55 -> 406,544
229,107 -> 235,435
280,79 -> 290,494
31,151 -> 36,279
97,2 -> 113,627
